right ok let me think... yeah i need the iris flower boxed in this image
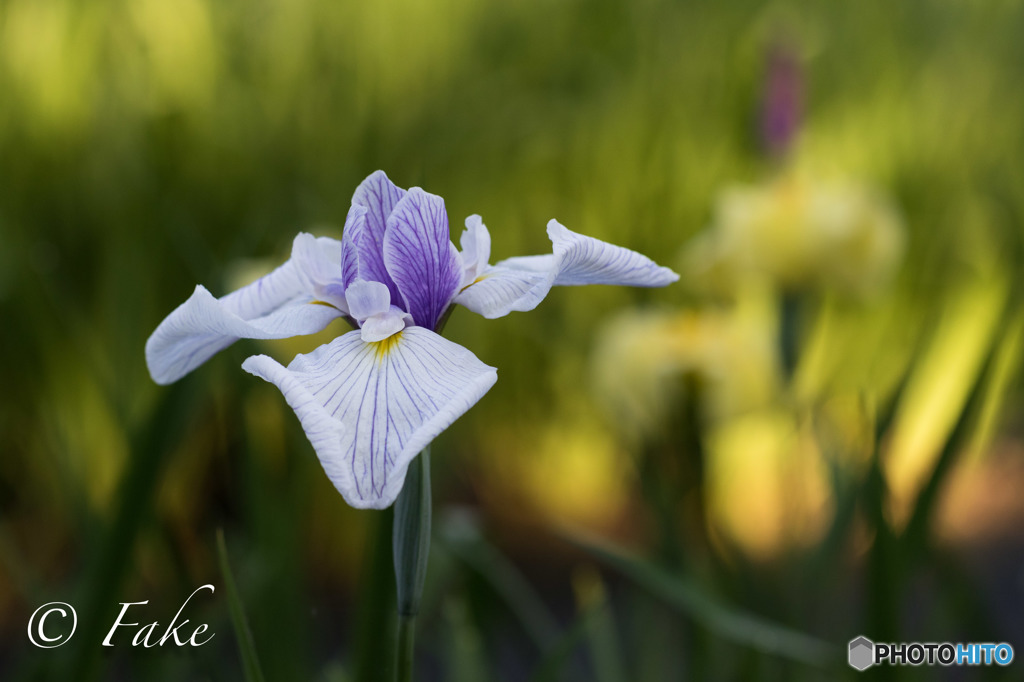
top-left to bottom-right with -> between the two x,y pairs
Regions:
146,171 -> 678,508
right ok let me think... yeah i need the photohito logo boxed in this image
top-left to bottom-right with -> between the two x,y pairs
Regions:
848,636 -> 874,671
848,635 -> 1014,670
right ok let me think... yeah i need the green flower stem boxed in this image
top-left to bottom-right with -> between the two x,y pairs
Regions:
395,613 -> 417,682
392,447 -> 432,682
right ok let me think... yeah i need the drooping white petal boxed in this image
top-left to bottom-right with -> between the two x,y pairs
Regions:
454,220 -> 679,319
242,327 -> 497,509
146,285 -> 343,385
146,234 -> 346,385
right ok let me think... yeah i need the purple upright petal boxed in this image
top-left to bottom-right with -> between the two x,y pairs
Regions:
383,188 -> 463,330
351,171 -> 406,304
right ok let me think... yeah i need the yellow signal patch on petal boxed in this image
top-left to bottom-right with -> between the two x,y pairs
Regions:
459,273 -> 491,294
373,331 -> 403,361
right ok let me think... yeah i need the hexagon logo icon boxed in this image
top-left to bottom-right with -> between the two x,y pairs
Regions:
848,636 -> 875,671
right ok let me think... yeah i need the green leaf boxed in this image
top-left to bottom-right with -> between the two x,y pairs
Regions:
443,595 -> 489,682
573,566 -> 626,682
59,377 -> 200,681
526,606 -> 596,682
565,531 -> 835,668
900,306 -> 1013,550
217,529 -> 267,682
437,510 -> 560,650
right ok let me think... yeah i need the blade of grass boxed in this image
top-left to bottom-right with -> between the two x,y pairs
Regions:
564,531 -> 835,669
526,605 -> 598,682
217,528 -> 267,682
862,300 -> 1005,668
57,377 -> 200,681
628,591 -> 685,682
863,437 -> 899,649
810,362 -> 915,604
572,566 -> 625,682
855,320 -> 935,649
901,305 -> 1013,553
437,512 -> 560,651
240,389 -> 315,681
443,595 -> 489,682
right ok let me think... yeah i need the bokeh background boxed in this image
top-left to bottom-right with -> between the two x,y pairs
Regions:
2,0 -> 1023,679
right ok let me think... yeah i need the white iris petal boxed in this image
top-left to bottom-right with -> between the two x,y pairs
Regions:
291,233 -> 349,310
454,219 -> 679,319
242,327 -> 497,509
459,214 -> 492,286
145,233 -> 346,385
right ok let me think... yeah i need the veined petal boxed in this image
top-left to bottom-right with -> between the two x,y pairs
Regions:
495,254 -> 555,273
546,220 -> 680,287
452,264 -> 553,319
352,171 -> 406,305
146,234 -> 346,385
291,233 -> 348,310
216,241 -> 302,319
146,284 -> 343,385
242,327 -> 497,509
454,220 -> 679,319
459,214 -> 491,286
341,204 -> 367,291
383,188 -> 463,331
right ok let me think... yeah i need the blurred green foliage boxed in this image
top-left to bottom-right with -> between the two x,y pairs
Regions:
1,0 -> 1023,679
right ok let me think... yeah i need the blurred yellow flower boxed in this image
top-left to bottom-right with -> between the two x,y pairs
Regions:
704,408 -> 832,559
684,174 -> 904,296
590,297 -> 776,443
